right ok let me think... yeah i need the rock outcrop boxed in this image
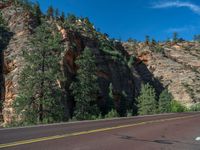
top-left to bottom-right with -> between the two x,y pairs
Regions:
1,3 -> 36,124
123,42 -> 200,107
0,2 -> 135,124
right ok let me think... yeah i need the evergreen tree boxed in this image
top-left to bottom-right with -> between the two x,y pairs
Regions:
118,91 -> 127,117
106,83 -> 115,113
173,32 -> 178,43
67,13 -> 76,24
60,11 -> 65,22
47,5 -> 54,19
33,2 -> 42,25
14,22 -> 65,125
145,35 -> 150,45
70,48 -> 100,120
194,34 -> 200,42
55,8 -> 60,19
158,89 -> 172,113
137,83 -> 157,115
151,38 -> 157,46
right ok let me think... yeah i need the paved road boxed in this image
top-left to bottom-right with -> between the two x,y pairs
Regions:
0,112 -> 200,150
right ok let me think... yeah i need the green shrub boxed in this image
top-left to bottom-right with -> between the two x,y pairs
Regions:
190,103 -> 200,111
105,109 -> 119,118
170,100 -> 187,112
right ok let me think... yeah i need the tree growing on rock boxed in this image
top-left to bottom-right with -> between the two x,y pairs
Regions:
173,32 -> 178,43
47,5 -> 54,19
14,22 -> 66,125
70,48 -> 100,120
137,83 -> 157,115
33,2 -> 42,25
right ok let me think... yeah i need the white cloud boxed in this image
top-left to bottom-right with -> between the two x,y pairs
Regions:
165,25 -> 198,33
152,1 -> 200,15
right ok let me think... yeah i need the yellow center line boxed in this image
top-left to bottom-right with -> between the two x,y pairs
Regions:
0,114 -> 199,149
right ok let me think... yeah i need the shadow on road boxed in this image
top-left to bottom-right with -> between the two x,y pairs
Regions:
114,134 -> 200,146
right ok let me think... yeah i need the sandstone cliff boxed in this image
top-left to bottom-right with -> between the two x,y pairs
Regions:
1,1 -> 199,125
123,42 -> 200,107
0,2 -> 135,124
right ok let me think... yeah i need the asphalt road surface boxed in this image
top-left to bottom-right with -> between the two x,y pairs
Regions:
0,112 -> 200,150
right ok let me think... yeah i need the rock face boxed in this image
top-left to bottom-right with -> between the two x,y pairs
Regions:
1,3 -> 36,124
60,29 -> 135,117
1,1 -> 199,125
0,3 -> 135,123
123,42 -> 200,107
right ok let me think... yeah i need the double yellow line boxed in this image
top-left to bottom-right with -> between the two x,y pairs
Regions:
0,114 -> 198,149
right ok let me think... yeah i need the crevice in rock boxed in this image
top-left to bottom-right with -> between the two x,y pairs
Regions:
0,50 -> 4,121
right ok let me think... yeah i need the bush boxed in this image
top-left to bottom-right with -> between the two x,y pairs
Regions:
190,103 -> 200,111
105,109 -> 119,118
170,100 -> 187,112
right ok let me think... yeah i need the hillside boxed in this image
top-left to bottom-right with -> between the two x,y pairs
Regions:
123,41 -> 200,106
0,0 -> 199,126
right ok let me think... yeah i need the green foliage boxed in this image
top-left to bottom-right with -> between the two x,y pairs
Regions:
137,83 -> 157,115
13,22 -> 65,125
128,55 -> 136,68
145,35 -> 150,45
14,0 -> 34,12
189,103 -> 200,111
151,38 -> 157,46
105,109 -> 119,118
127,38 -> 137,43
158,89 -> 172,113
0,12 -> 10,51
66,13 -> 77,24
173,32 -> 178,43
152,45 -> 164,54
60,11 -> 65,22
170,100 -> 187,113
70,47 -> 100,120
33,2 -> 42,25
55,8 -> 60,19
194,35 -> 200,42
106,83 -> 115,113
118,91 -> 128,117
99,39 -> 124,62
47,5 -> 54,18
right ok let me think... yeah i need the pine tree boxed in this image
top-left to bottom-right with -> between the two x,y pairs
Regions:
106,83 -> 115,113
55,8 -> 60,19
70,48 -> 100,120
151,38 -> 157,46
118,91 -> 127,117
158,89 -> 172,113
47,5 -> 54,19
137,83 -> 157,115
33,2 -> 42,25
14,22 -> 65,125
60,11 -> 65,22
67,13 -> 76,24
145,35 -> 150,45
173,32 -> 178,43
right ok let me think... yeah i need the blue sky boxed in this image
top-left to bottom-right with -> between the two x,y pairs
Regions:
30,0 -> 200,41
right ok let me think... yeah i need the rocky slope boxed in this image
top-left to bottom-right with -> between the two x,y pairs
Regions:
123,42 -> 200,107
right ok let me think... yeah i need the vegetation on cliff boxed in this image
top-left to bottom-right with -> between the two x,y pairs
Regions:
13,22 -> 65,125
1,0 -> 199,126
